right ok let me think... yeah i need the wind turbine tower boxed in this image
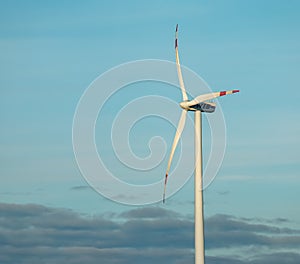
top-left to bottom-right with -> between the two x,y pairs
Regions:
163,24 -> 239,264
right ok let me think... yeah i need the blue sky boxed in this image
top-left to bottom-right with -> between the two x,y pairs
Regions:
1,1 -> 300,263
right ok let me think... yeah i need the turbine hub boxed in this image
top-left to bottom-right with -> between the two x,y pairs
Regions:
179,101 -> 190,110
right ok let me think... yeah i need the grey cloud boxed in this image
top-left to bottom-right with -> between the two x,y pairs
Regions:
205,214 -> 300,249
70,186 -> 92,191
240,216 -> 290,224
206,255 -> 247,264
206,214 -> 297,234
249,252 -> 300,264
0,203 -> 299,264
216,190 -> 230,196
206,252 -> 300,264
120,207 -> 180,219
0,246 -> 193,264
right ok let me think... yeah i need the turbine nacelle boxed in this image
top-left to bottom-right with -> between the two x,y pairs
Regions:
180,100 -> 216,112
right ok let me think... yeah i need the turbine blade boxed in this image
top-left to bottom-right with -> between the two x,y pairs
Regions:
163,109 -> 187,203
175,24 -> 188,102
186,90 -> 239,106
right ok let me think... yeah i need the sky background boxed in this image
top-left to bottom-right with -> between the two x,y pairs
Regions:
1,0 -> 300,263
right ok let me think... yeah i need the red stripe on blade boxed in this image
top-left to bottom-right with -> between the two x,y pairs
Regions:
220,91 -> 227,96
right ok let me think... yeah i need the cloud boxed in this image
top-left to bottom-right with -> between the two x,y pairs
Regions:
205,214 -> 300,250
0,203 -> 299,264
119,207 -> 180,219
216,190 -> 230,196
249,252 -> 300,264
70,186 -> 92,191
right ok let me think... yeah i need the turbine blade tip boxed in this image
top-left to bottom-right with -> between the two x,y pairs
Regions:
176,24 -> 178,31
233,89 -> 240,93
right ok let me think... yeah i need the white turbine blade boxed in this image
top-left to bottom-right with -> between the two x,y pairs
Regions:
186,89 -> 240,106
163,109 -> 187,203
175,24 -> 188,102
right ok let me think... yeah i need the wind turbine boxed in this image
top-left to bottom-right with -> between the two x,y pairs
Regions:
163,24 -> 239,264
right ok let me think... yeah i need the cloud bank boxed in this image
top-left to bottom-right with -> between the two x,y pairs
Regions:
0,203 -> 299,263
